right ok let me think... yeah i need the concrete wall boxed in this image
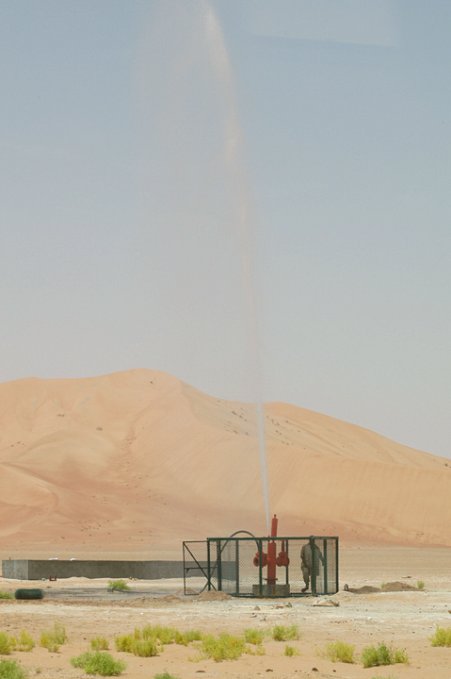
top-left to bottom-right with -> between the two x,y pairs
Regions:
2,559 -> 187,581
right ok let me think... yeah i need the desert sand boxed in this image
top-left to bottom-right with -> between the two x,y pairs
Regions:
1,370 -> 451,677
1,369 -> 451,560
1,546 -> 451,678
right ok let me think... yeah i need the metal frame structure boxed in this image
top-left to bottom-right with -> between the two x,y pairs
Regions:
183,534 -> 339,598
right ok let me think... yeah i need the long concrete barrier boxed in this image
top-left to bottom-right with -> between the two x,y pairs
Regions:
2,559 -> 187,580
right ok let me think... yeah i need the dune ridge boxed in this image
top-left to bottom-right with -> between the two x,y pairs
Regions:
0,368 -> 450,558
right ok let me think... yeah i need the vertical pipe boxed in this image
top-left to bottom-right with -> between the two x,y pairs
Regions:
267,514 -> 278,587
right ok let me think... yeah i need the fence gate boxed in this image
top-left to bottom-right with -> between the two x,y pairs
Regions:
182,540 -> 218,594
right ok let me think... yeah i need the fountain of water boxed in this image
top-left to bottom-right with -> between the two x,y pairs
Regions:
136,0 -> 271,529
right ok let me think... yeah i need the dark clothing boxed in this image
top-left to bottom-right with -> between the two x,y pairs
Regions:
300,542 -> 324,590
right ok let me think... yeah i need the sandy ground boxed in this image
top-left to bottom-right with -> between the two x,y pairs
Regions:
0,547 -> 451,678
3,369 -> 451,553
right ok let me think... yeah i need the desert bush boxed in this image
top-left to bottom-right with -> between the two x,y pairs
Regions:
114,635 -> 135,653
417,580 -> 425,590
91,637 -> 109,651
0,660 -> 27,679
201,633 -> 246,662
114,632 -> 158,657
272,625 -> 299,641
171,629 -> 202,646
107,580 -> 130,593
15,632 -> 34,652
244,628 -> 264,645
71,651 -> 126,676
115,624 -> 202,655
145,626 -> 176,645
129,639 -> 158,657
284,645 -> 299,657
40,623 -> 67,653
431,626 -> 451,647
0,593 -> 13,601
138,624 -> 201,647
325,641 -> 355,663
361,643 -> 408,668
154,674 -> 180,679
0,635 -> 12,656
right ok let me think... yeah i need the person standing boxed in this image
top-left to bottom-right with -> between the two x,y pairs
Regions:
300,539 -> 324,593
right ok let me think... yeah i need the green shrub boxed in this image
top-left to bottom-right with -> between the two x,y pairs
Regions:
114,633 -> 158,657
148,626 -> 176,645
284,645 -> 299,657
71,651 -> 126,676
50,623 -> 66,645
272,625 -> 299,641
115,625 -> 202,655
431,626 -> 451,647
40,623 -> 67,653
0,593 -> 13,601
174,630 -> 202,646
417,580 -> 425,591
392,648 -> 409,664
154,674 -> 180,679
107,580 -> 130,593
91,637 -> 109,651
244,628 -> 264,645
130,639 -> 158,657
0,660 -> 27,679
170,629 -> 202,646
361,643 -> 409,668
325,641 -> 355,663
0,634 -> 12,655
15,632 -> 34,652
201,633 -> 246,662
114,635 -> 134,653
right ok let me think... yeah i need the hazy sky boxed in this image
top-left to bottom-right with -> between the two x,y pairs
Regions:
1,0 -> 450,458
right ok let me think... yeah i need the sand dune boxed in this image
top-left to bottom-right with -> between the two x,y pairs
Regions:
0,368 -> 450,558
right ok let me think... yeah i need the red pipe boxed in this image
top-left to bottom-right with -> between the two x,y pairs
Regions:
266,514 -> 278,585
252,514 -> 290,583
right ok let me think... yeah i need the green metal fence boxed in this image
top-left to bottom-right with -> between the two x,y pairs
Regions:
183,535 -> 339,597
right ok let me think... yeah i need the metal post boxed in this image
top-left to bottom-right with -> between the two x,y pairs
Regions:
323,539 -> 328,594
182,542 -> 187,595
336,537 -> 339,594
217,540 -> 222,592
258,540 -> 263,596
310,536 -> 317,596
207,539 -> 211,592
235,539 -> 240,595
285,540 -> 289,586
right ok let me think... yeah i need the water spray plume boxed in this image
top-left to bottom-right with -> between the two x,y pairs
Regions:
137,0 -> 271,532
203,2 -> 271,531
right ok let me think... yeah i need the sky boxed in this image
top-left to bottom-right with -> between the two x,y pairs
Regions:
1,0 -> 450,458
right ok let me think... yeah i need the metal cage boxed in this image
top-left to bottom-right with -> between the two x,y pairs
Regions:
183,535 -> 339,597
